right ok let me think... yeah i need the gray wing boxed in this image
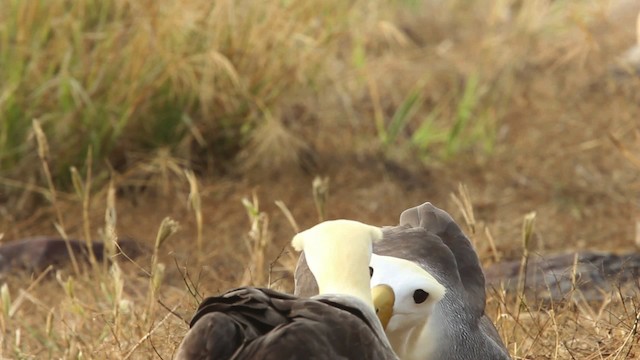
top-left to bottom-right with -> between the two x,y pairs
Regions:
176,287 -> 397,360
375,225 -> 511,355
398,202 -> 486,317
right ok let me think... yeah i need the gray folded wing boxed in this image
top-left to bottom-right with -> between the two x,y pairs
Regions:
397,202 -> 486,317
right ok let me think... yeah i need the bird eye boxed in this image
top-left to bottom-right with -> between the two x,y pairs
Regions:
413,289 -> 429,304
369,267 -> 374,277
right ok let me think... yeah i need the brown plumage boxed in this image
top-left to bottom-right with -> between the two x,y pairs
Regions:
175,287 -> 397,360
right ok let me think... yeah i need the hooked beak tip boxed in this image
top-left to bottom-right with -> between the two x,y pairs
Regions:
371,284 -> 395,329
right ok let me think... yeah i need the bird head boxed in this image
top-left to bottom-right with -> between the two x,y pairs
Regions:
291,220 -> 383,306
369,254 -> 445,333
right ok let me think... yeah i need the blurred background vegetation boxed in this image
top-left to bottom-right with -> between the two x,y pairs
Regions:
2,0 -> 634,193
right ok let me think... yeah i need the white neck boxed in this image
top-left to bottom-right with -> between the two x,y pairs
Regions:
304,234 -> 374,310
314,261 -> 373,307
291,220 -> 382,312
386,313 -> 444,360
386,318 -> 423,360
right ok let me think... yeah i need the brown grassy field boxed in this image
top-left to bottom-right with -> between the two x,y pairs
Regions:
1,0 -> 640,359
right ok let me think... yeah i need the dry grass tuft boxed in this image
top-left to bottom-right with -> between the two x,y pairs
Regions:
239,193 -> 270,287
0,0 -> 393,188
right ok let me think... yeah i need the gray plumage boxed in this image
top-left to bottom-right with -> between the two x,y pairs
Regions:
175,287 -> 397,360
295,202 -> 511,359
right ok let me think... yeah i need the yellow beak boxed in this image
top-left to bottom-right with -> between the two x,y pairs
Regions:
372,284 -> 395,329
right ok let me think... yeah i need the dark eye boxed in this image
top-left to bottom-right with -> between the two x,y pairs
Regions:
413,289 -> 429,304
369,267 -> 374,277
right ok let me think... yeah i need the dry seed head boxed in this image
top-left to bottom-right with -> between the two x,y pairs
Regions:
242,195 -> 260,220
312,176 -> 329,199
45,310 -> 54,337
185,169 -> 203,257
104,181 -> 118,258
152,263 -> 166,291
105,181 -> 117,229
15,328 -> 20,349
637,11 -> 640,46
155,217 -> 179,249
1,284 -> 10,320
56,272 -> 75,300
32,119 -> 49,160
185,169 -> 201,212
312,176 -> 330,221
70,167 -> 84,198
119,299 -> 132,315
111,263 -> 124,304
522,211 -> 537,251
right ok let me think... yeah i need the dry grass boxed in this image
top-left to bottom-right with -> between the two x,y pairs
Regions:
1,171 -> 639,359
1,0 -> 640,359
0,0 -> 384,184
466,210 -> 639,360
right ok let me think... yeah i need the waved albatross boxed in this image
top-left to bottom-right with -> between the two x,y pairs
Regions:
175,219 -> 399,360
295,202 -> 511,360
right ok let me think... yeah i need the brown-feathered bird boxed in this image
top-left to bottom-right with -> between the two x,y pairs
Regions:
175,220 -> 399,360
